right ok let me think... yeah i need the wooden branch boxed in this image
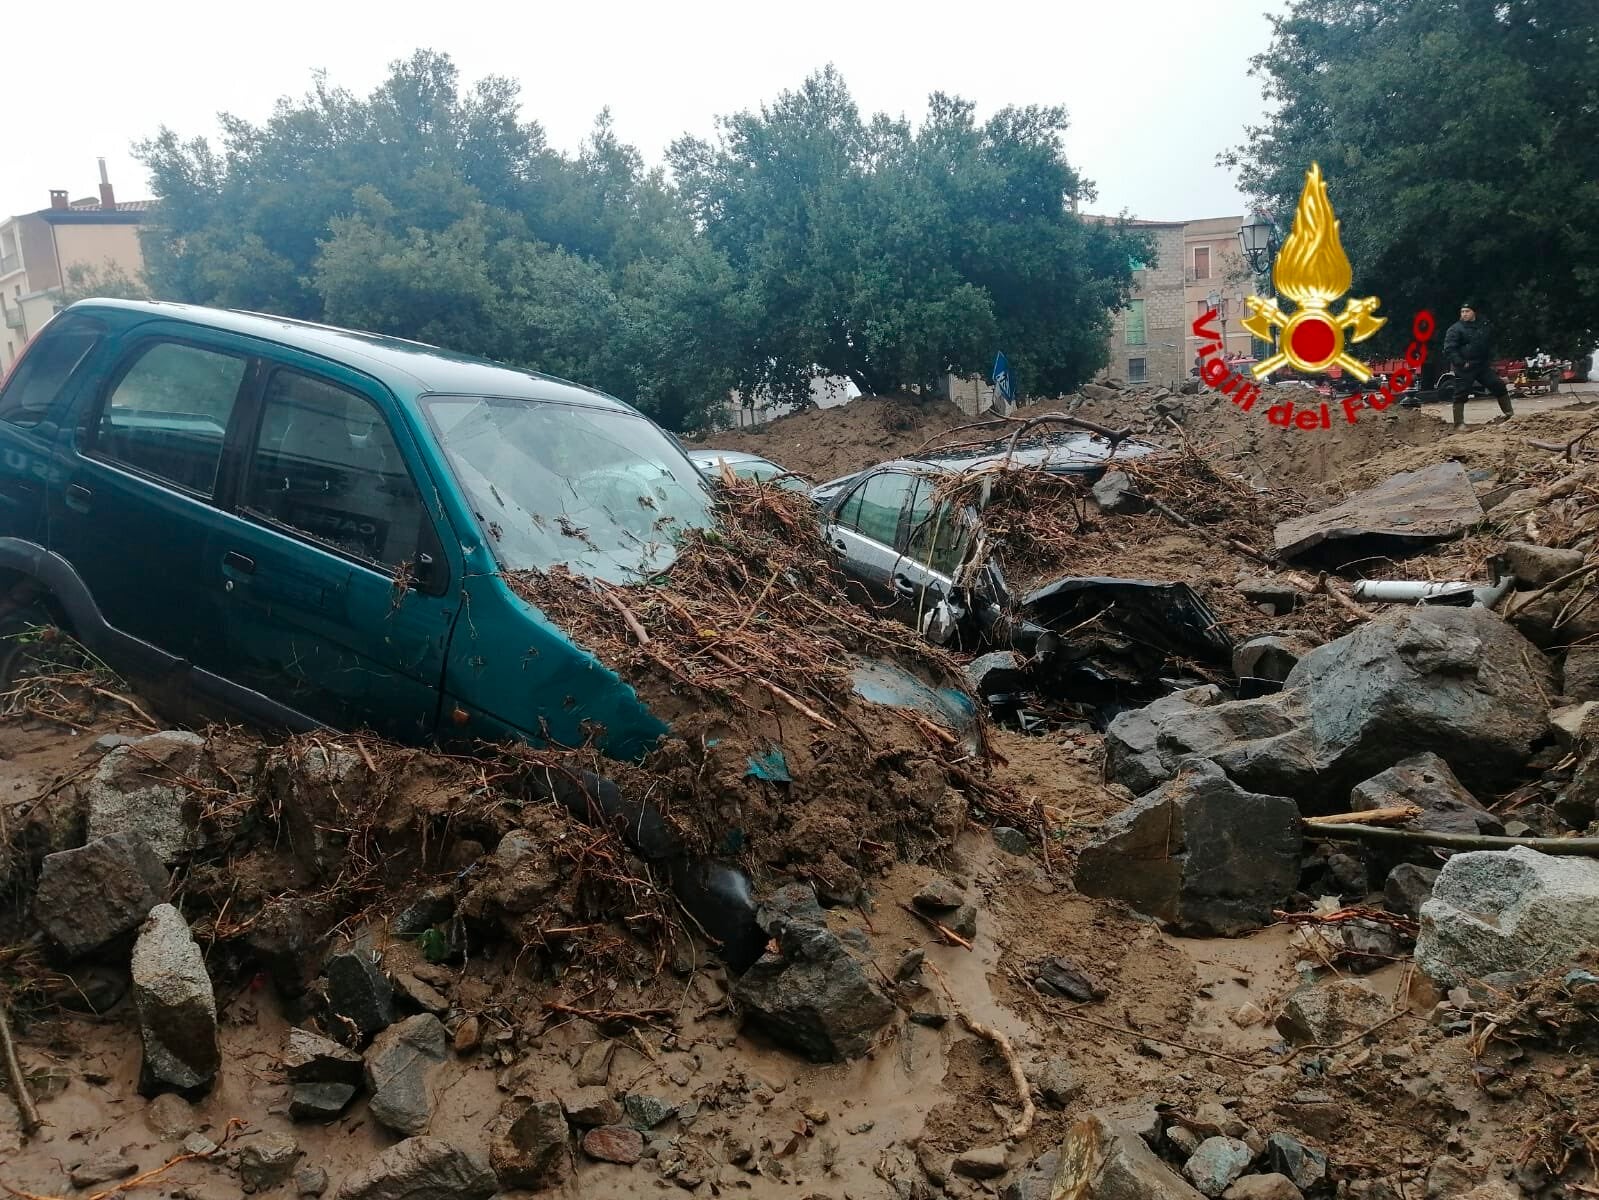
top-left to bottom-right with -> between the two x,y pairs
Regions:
543,1002 -> 673,1027
1304,805 -> 1421,827
1503,562 -> 1599,620
926,962 -> 1034,1141
1147,496 -> 1275,565
602,590 -> 651,646
0,1001 -> 40,1137
899,902 -> 973,951
1307,824 -> 1599,855
1314,572 -> 1375,621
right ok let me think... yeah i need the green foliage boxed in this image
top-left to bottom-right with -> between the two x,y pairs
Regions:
59,262 -> 151,306
1226,0 -> 1599,359
138,52 -> 1140,426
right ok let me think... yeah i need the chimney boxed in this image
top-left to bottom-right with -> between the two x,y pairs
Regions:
98,158 -> 115,210
49,190 -> 68,211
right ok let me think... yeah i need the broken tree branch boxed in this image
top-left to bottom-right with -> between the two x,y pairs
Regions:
926,962 -> 1034,1141
1314,572 -> 1376,621
1304,805 -> 1421,827
1308,824 -> 1599,856
1502,562 -> 1599,621
0,1000 -> 40,1137
899,902 -> 974,951
1146,496 -> 1276,565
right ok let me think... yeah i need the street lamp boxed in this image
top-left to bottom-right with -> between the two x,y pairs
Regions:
1238,211 -> 1280,357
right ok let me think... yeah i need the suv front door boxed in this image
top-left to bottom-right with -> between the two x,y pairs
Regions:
824,468 -> 918,616
216,360 -> 455,740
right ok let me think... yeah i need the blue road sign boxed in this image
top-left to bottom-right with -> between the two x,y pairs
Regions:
992,353 -> 1015,403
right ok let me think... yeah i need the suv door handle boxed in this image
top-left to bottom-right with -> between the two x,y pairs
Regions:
222,551 -> 256,575
832,538 -> 847,553
65,483 -> 93,513
892,574 -> 916,596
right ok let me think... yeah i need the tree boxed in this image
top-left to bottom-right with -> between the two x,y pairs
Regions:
1226,0 -> 1599,361
671,67 -> 1149,401
59,262 -> 151,306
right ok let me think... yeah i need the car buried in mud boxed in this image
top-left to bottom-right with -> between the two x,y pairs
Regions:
812,416 -> 1236,712
685,448 -> 809,493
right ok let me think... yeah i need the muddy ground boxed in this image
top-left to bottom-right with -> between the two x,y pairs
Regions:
0,386 -> 1596,1197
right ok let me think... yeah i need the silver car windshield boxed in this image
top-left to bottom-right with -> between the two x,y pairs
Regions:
423,396 -> 713,582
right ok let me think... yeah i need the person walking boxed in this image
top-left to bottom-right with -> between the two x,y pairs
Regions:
1443,301 -> 1512,428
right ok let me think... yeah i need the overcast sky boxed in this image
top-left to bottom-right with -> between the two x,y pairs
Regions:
3,0 -> 1284,226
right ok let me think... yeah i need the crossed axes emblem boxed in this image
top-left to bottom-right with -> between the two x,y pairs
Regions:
1242,295 -> 1386,382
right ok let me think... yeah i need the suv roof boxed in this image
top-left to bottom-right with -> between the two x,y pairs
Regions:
66,299 -> 631,412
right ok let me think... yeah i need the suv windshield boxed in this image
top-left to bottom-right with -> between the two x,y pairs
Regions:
424,395 -> 713,582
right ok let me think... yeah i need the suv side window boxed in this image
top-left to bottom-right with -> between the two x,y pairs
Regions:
840,470 -> 915,547
243,369 -> 425,572
97,340 -> 250,494
907,476 -> 970,575
0,315 -> 104,429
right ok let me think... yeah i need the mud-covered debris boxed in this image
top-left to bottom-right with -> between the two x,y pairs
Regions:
69,1154 -> 138,1188
1350,752 -> 1503,836
325,951 -> 395,1044
365,1013 -> 447,1135
1183,1137 -> 1253,1197
1051,1111 -> 1206,1198
144,1092 -> 197,1141
1075,760 -> 1301,936
913,877 -> 965,912
334,1136 -> 496,1200
239,1133 -> 301,1190
33,831 -> 168,958
489,1097 -> 570,1189
131,903 -> 220,1098
955,1144 -> 1011,1179
1416,848 -> 1599,988
1236,577 -> 1304,616
1272,461 -> 1483,562
1383,864 -> 1440,918
1033,957 -> 1107,1002
583,1125 -> 644,1164
1274,977 -> 1390,1046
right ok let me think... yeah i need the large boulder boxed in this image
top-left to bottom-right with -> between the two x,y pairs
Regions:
334,1137 -> 496,1200
1153,690 -> 1319,799
733,906 -> 895,1062
84,731 -> 210,866
131,904 -> 220,1097
1274,978 -> 1390,1045
33,832 -> 169,958
1105,686 -> 1224,795
1349,753 -> 1503,836
1563,645 -> 1599,702
1416,848 -> 1599,988
1051,1111 -> 1207,1199
1074,761 -> 1301,936
364,1014 -> 447,1136
1286,606 -> 1553,799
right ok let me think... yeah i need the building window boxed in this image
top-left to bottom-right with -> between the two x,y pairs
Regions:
1125,299 -> 1146,346
1128,358 -> 1147,384
1193,246 -> 1211,280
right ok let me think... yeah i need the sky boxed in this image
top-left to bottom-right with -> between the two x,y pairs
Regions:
2,0 -> 1285,225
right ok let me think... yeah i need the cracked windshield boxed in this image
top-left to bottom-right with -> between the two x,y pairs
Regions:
424,395 -> 712,582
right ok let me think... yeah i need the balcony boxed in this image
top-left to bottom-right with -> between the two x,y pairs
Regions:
0,252 -> 19,277
3,307 -> 22,330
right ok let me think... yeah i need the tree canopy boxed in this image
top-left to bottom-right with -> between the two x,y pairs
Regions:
1226,0 -> 1599,360
136,53 -> 1144,428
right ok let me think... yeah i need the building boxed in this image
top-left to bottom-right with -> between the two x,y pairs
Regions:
1091,217 -> 1188,389
1181,215 -> 1255,368
1,161 -> 153,373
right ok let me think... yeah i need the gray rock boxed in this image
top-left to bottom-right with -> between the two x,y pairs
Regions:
392,972 -> 450,1015
94,733 -> 142,751
1080,382 -> 1118,403
1223,1175 -> 1304,1200
183,1132 -> 219,1156
243,897 -> 328,997
1167,1126 -> 1203,1157
284,1026 -> 363,1086
1425,1155 -> 1475,1199
1552,701 -> 1599,749
69,1154 -> 138,1188
1232,634 -> 1316,684
1384,864 -> 1440,918
1034,1059 -> 1080,1107
131,903 -> 219,1097
624,1092 -> 675,1129
144,1092 -> 198,1141
1151,689 -> 1319,800
1236,578 -> 1304,615
488,1098 -> 569,1189
364,1013 -> 447,1135
912,877 -> 964,912
1001,1148 -> 1060,1200
754,882 -> 826,932
240,1133 -> 301,1190
950,903 -> 979,940
84,731 -> 208,865
334,1137 -> 496,1200
297,1165 -> 330,1197
1498,541 -> 1586,586
1093,471 -> 1147,515
1075,760 -> 1301,935
1350,752 -> 1503,836
1263,1134 -> 1328,1193
732,915 -> 895,1062
326,951 -> 395,1043
291,1081 -> 357,1122
559,1085 -> 623,1127
1184,1138 -> 1254,1197
1051,1111 -> 1206,1198
895,948 -> 925,982
955,1144 -> 1010,1179
1034,956 -> 1106,1002
1564,645 -> 1599,702
967,651 -> 1030,698
33,831 -> 168,958
1416,847 -> 1599,988
1105,685 -> 1225,795
1275,978 -> 1389,1045
574,1038 -> 615,1086
993,827 -> 1031,856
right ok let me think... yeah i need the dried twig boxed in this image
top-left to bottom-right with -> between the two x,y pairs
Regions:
1308,824 -> 1599,855
925,962 -> 1034,1141
1304,805 -> 1421,827
542,1002 -> 673,1028
899,902 -> 973,951
1314,571 -> 1376,621
0,1001 -> 40,1137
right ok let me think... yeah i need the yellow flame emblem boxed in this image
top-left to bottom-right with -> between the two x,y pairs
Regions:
1242,163 -> 1385,381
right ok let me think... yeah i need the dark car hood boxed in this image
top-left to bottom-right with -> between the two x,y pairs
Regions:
1019,576 -> 1234,679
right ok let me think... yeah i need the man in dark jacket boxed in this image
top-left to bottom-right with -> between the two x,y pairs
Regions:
1443,302 -> 1512,428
